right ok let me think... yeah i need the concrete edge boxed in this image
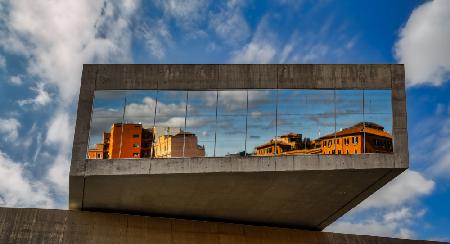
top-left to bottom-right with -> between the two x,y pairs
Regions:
71,154 -> 397,177
0,207 -> 444,243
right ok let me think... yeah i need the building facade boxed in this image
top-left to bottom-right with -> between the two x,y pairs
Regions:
154,132 -> 206,158
320,122 -> 393,155
255,122 -> 393,156
88,123 -> 205,159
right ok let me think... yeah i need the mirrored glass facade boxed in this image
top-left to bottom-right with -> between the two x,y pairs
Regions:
87,89 -> 393,159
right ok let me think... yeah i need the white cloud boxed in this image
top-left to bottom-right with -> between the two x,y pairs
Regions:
17,82 -> 51,107
0,54 -> 5,69
156,0 -> 209,29
357,170 -> 434,210
0,151 -> 54,208
8,75 -> 23,86
427,117 -> 450,177
139,20 -> 172,59
44,111 -> 74,195
45,111 -> 73,148
327,207 -> 427,239
0,0 -> 139,207
395,0 -> 450,86
230,17 -> 277,64
45,153 -> 70,195
209,1 -> 250,45
0,117 -> 20,141
0,0 -> 138,102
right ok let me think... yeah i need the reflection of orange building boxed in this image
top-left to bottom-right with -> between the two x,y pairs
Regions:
109,123 -> 143,158
320,122 -> 393,154
88,123 -> 205,159
87,133 -> 110,159
154,132 -> 205,158
87,143 -> 105,159
88,123 -> 152,159
254,122 -> 393,156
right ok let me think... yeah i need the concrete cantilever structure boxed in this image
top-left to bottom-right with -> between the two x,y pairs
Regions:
70,64 -> 408,230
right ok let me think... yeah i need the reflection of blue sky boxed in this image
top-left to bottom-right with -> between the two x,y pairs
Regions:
89,89 -> 393,153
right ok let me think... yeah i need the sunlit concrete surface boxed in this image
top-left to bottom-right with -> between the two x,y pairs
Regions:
0,207 -> 443,244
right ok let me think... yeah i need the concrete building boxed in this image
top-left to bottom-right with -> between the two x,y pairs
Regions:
26,64 -> 441,243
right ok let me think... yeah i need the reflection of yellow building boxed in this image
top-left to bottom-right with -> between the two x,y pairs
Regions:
154,132 -> 206,158
320,122 -> 393,154
255,122 -> 393,156
255,133 -> 320,156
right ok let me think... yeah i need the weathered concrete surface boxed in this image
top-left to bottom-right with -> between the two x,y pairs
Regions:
70,155 -> 405,230
70,64 -> 408,230
0,207 -> 443,244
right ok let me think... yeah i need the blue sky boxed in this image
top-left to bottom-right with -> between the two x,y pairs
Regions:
0,0 -> 449,241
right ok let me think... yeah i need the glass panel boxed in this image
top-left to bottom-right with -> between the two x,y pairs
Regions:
364,90 -> 393,153
186,91 -> 218,157
88,90 -> 126,159
335,90 -> 364,155
276,90 -> 335,155
123,91 -> 158,158
215,90 -> 247,156
247,90 -> 276,156
87,89 -> 394,159
154,90 -> 188,158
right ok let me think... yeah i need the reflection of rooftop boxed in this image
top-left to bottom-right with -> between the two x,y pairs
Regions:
320,122 -> 392,140
255,121 -> 393,156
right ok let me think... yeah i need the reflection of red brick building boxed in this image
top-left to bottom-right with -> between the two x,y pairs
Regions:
88,123 -> 205,159
108,123 -> 143,158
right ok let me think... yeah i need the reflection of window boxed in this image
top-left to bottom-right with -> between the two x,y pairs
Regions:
133,153 -> 139,157
328,140 -> 332,147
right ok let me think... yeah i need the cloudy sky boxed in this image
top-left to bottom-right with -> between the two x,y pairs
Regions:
0,0 -> 449,241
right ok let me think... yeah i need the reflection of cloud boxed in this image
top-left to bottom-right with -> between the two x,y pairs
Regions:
250,111 -> 262,118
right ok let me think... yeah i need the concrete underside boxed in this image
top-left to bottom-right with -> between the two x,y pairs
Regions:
71,156 -> 405,230
0,207 -> 441,244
